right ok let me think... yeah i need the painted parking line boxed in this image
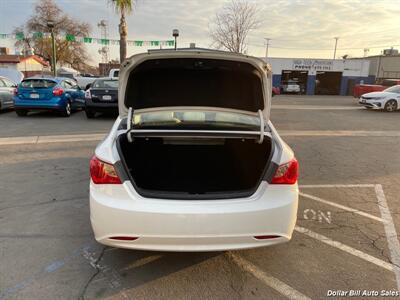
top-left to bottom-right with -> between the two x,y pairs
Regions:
227,252 -> 311,300
375,184 -> 400,289
300,184 -> 376,188
273,105 -> 361,110
298,184 -> 400,290
295,226 -> 394,271
0,133 -> 105,146
300,192 -> 385,223
281,130 -> 400,137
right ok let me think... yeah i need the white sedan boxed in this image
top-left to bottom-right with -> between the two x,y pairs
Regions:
89,50 -> 299,251
359,85 -> 400,112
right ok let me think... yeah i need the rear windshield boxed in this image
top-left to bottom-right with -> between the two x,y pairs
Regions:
20,79 -> 57,89
132,110 -> 261,130
92,80 -> 118,88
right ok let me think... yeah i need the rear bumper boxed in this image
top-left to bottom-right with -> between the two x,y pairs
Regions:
0,99 -> 14,109
90,181 -> 298,251
14,96 -> 64,110
85,99 -> 118,112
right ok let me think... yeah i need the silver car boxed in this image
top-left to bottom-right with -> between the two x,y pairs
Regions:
0,76 -> 17,111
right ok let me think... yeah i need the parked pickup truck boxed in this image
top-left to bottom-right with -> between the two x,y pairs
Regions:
354,79 -> 400,98
108,69 -> 119,78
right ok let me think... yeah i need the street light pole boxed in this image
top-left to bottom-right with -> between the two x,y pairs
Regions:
172,29 -> 179,50
47,20 -> 57,77
333,37 -> 339,60
265,38 -> 271,60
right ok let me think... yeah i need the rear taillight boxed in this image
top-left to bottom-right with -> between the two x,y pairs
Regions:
85,89 -> 91,99
53,87 -> 64,96
271,158 -> 298,184
90,156 -> 121,184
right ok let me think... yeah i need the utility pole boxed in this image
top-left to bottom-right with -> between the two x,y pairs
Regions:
265,38 -> 271,60
173,29 -> 179,50
47,20 -> 56,77
333,37 -> 339,60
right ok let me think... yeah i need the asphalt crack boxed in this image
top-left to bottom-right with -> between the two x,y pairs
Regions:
79,246 -> 106,300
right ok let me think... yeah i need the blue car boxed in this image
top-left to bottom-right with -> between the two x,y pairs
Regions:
14,77 -> 85,117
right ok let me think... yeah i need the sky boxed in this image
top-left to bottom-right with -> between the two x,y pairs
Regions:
0,0 -> 399,66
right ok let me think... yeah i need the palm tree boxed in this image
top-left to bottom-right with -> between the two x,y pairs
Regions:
110,0 -> 134,63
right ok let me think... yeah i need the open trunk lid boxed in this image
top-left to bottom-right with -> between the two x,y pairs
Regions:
119,50 -> 272,118
119,51 -> 272,141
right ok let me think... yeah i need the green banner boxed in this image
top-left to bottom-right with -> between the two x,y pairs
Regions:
0,32 -> 175,48
15,32 -> 24,40
66,34 -> 75,42
33,32 -> 43,39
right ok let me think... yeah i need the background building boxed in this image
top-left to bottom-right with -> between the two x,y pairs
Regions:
0,52 -> 49,77
351,52 -> 400,83
266,57 -> 372,96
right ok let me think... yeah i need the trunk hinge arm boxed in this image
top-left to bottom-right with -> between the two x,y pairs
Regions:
127,107 -> 134,143
258,109 -> 264,144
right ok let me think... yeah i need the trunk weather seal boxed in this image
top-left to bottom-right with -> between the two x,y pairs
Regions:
126,129 -> 272,140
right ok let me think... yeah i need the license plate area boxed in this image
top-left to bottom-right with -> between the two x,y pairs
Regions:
102,95 -> 112,101
30,93 -> 39,99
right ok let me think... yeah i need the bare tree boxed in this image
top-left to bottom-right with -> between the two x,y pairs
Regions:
209,0 -> 261,53
14,0 -> 91,71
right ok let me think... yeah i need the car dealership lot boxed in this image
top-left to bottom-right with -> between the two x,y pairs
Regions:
1,96 -> 400,299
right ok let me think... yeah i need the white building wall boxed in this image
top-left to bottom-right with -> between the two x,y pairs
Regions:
267,58 -> 370,77
0,63 -> 17,70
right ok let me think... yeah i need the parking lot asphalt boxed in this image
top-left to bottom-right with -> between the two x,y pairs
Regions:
1,95 -> 400,299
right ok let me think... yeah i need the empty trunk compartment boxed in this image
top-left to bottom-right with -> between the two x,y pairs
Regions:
117,134 -> 273,199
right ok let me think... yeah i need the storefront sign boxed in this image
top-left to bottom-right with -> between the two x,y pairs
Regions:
292,59 -> 333,72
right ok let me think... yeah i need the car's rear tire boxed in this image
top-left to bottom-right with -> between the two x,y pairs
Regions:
16,109 -> 28,116
85,109 -> 96,119
384,100 -> 397,112
61,102 -> 72,117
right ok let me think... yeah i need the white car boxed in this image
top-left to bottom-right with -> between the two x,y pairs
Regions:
282,80 -> 301,94
359,85 -> 400,112
89,50 -> 299,252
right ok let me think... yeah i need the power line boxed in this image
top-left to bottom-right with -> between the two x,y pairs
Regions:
247,42 -> 400,51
